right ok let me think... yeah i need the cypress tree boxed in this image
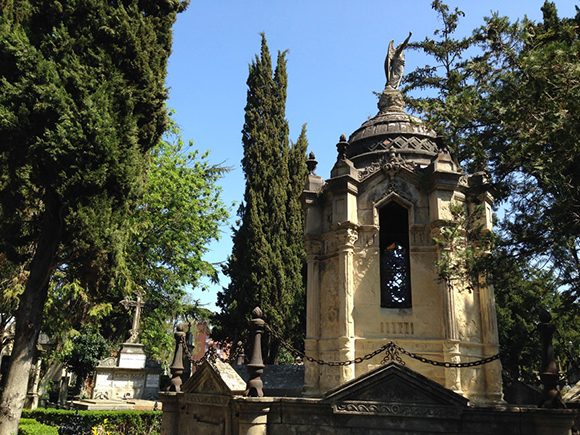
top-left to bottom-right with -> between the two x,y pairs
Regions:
216,35 -> 307,362
0,1 -> 185,430
285,125 -> 309,348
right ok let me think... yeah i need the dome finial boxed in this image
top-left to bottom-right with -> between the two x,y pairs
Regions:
384,32 -> 412,90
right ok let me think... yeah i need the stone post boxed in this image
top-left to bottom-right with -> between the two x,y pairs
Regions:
538,308 -> 565,408
167,323 -> 186,392
245,307 -> 265,397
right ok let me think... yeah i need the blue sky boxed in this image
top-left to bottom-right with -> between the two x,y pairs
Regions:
165,1 -> 578,310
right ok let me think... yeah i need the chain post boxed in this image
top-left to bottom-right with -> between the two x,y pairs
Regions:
538,308 -> 566,408
245,307 -> 265,397
167,323 -> 187,392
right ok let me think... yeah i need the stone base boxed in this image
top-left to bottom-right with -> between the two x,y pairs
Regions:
92,366 -> 161,401
118,342 -> 147,369
72,398 -> 160,411
72,399 -> 135,410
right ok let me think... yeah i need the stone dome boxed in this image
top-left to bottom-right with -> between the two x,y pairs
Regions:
346,89 -> 439,169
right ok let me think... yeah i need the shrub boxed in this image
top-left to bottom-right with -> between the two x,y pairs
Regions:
21,409 -> 162,435
18,418 -> 59,435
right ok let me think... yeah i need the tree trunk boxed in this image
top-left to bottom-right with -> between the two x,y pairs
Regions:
0,202 -> 61,434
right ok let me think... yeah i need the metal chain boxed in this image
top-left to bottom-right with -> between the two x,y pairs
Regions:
266,323 -> 500,369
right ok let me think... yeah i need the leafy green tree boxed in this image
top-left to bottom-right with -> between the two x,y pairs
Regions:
0,0 -> 185,431
62,328 -> 110,396
215,35 -> 307,362
405,0 -> 579,383
124,128 -> 228,363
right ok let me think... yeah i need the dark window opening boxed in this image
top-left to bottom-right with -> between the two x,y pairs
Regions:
379,202 -> 412,308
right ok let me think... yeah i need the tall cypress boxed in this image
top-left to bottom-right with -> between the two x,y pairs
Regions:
285,125 -> 308,348
216,35 -> 307,362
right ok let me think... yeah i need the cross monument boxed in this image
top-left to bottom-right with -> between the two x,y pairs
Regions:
121,292 -> 145,344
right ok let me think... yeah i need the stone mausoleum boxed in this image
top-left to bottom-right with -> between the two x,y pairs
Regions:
160,38 -> 577,435
301,73 -> 501,406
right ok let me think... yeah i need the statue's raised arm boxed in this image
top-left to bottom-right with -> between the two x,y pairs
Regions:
384,32 -> 412,89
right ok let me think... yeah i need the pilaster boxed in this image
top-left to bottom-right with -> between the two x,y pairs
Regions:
335,226 -> 358,384
304,238 -> 323,394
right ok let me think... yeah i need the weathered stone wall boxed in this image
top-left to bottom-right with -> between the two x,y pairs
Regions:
161,393 -> 577,435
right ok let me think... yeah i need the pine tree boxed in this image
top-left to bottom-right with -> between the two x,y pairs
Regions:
215,35 -> 307,362
0,1 -> 185,430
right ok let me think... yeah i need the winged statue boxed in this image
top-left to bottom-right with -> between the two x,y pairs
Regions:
384,32 -> 412,89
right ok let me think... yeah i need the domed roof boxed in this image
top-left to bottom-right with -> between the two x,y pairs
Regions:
346,89 -> 439,169
345,35 -> 441,169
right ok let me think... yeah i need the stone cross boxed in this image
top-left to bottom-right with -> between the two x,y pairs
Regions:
120,292 -> 144,343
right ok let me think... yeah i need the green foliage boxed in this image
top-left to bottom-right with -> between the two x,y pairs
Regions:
62,328 -> 110,393
407,0 -> 580,382
126,124 -> 229,299
18,418 -> 58,435
121,124 -> 228,363
432,202 -> 493,292
215,34 -> 307,362
21,409 -> 161,435
0,0 -> 186,280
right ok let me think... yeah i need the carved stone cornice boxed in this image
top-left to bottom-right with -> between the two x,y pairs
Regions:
359,147 -> 415,182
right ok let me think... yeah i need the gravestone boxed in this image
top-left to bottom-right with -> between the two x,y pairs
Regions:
118,293 -> 147,369
90,293 -> 161,402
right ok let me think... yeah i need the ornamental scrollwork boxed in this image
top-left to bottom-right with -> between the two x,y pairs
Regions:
359,147 -> 415,181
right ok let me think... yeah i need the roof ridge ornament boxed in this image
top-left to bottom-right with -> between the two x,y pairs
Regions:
379,32 -> 412,113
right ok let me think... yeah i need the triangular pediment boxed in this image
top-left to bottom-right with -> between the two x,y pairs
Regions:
182,360 -> 246,395
322,363 -> 467,418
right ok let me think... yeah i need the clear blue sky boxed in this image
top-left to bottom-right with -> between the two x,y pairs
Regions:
165,1 -> 578,311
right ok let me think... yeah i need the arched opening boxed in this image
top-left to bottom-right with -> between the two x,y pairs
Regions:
379,202 -> 411,308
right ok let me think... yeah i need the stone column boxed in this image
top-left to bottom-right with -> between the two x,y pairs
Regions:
434,225 -> 462,394
336,227 -> 358,384
304,238 -> 322,395
478,281 -> 503,403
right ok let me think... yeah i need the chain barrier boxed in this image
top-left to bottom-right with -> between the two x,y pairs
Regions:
265,323 -> 500,369
181,335 -> 244,367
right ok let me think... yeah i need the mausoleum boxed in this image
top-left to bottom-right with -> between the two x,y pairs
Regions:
301,42 -> 501,404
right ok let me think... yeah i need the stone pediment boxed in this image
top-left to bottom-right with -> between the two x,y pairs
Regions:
182,359 -> 246,395
322,363 -> 467,418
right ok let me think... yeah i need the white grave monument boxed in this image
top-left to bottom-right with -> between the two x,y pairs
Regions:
91,293 -> 161,401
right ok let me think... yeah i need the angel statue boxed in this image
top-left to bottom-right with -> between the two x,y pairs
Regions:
384,32 -> 412,90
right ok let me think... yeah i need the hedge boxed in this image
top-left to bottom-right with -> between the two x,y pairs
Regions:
21,409 -> 162,435
18,418 -> 59,435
